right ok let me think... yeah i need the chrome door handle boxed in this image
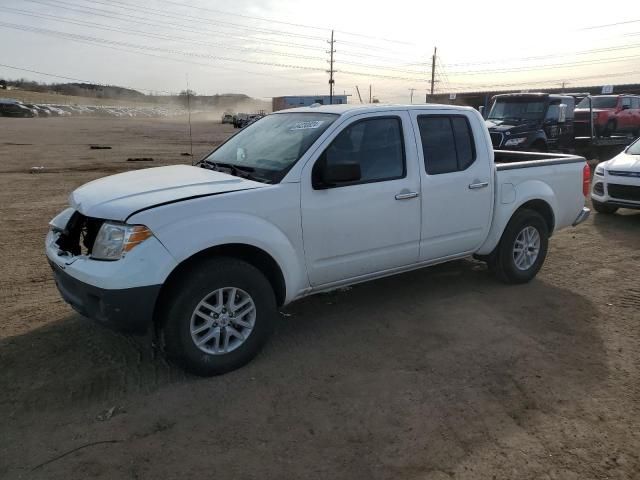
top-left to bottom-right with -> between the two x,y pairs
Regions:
468,181 -> 489,190
395,192 -> 419,200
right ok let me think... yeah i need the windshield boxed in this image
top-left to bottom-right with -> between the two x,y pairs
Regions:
487,99 -> 546,123
627,138 -> 640,155
203,112 -> 338,183
576,96 -> 618,109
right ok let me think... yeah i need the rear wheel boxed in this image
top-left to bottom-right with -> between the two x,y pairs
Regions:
592,199 -> 618,214
160,257 -> 277,376
489,209 -> 549,284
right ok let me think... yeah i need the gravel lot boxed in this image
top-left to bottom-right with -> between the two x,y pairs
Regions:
0,115 -> 638,480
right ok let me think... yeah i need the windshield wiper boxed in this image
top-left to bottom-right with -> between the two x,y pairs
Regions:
200,160 -> 271,184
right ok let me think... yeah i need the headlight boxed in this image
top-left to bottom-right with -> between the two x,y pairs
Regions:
91,222 -> 152,260
595,166 -> 605,176
504,137 -> 528,147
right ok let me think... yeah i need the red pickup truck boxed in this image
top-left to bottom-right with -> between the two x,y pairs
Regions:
574,95 -> 640,137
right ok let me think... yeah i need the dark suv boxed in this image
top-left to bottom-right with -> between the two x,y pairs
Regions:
574,95 -> 640,137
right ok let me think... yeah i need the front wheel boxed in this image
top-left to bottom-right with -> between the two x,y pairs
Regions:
159,257 -> 277,376
489,209 -> 549,284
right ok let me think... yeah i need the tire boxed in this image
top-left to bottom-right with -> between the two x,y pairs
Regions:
489,209 -> 549,284
592,199 -> 618,214
160,257 -> 277,376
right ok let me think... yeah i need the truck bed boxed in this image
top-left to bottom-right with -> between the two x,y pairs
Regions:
494,150 -> 586,170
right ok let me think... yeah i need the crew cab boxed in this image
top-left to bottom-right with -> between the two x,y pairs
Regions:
591,136 -> 640,213
46,104 -> 591,376
575,94 -> 640,137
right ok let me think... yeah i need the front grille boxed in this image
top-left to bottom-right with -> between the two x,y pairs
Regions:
55,211 -> 104,256
608,184 -> 640,202
608,170 -> 640,178
489,132 -> 503,148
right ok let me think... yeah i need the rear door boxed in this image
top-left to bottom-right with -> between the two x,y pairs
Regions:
409,110 -> 493,261
300,111 -> 421,286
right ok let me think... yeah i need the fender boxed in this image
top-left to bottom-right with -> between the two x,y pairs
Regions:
476,179 -> 558,255
128,194 -> 308,304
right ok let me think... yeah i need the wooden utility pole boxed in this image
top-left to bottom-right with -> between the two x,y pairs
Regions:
355,85 -> 363,104
369,84 -> 372,103
328,30 -> 335,104
430,46 -> 437,100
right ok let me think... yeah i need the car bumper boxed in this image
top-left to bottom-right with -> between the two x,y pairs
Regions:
572,207 -> 591,226
49,260 -> 161,334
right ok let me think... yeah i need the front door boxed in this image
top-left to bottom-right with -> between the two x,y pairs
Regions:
300,112 -> 421,287
409,110 -> 494,261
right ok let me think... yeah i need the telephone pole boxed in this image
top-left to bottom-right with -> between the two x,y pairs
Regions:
328,30 -> 335,104
428,46 -> 437,102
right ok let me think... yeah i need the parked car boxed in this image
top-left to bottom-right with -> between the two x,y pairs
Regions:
221,113 -> 234,124
0,100 -> 35,117
233,113 -> 249,128
575,95 -> 640,137
591,137 -> 640,213
46,104 -> 590,376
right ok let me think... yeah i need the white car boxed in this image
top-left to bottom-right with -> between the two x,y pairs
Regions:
46,104 -> 590,375
591,138 -> 640,213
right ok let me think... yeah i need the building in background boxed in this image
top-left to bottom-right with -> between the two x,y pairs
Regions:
272,95 -> 348,111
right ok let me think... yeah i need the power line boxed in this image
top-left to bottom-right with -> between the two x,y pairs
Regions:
140,0 -> 416,45
1,6 -> 328,62
0,21 -> 327,72
580,18 -> 640,30
23,0 -> 327,52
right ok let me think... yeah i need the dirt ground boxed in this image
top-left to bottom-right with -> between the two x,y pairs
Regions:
0,115 -> 639,480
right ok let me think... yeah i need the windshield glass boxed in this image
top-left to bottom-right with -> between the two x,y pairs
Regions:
203,112 -> 338,182
576,96 -> 618,109
627,138 -> 640,155
487,99 -> 546,123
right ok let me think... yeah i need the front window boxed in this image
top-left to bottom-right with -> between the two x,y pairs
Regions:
487,98 -> 546,123
576,96 -> 618,109
203,112 -> 338,183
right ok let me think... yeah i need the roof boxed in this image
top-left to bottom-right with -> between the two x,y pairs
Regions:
275,103 -> 475,116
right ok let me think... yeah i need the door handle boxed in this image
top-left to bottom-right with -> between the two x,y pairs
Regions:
395,192 -> 419,200
468,181 -> 489,190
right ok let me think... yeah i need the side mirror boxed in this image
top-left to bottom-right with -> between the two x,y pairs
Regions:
313,158 -> 361,189
322,162 -> 361,185
558,104 -> 567,123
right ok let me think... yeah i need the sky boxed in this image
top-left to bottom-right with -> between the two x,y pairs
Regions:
1,0 -> 640,103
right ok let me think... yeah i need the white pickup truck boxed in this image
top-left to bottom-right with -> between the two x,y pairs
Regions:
46,104 -> 590,375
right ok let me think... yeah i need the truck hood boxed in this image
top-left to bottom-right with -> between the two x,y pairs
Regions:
486,119 -> 538,135
605,152 -> 640,173
70,165 -> 266,221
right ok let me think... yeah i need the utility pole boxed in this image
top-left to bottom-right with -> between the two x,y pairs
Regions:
369,84 -> 372,103
409,88 -> 416,104
328,30 -> 335,105
429,46 -> 437,101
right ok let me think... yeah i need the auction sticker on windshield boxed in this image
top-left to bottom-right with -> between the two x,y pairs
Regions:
290,120 -> 324,130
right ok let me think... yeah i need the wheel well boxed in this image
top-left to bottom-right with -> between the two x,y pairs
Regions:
516,200 -> 555,234
155,244 -> 286,324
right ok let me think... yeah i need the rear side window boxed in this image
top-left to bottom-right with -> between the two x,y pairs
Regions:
632,97 -> 640,109
621,97 -> 632,108
417,115 -> 476,175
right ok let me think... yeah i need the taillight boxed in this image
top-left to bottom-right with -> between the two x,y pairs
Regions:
583,164 -> 590,197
